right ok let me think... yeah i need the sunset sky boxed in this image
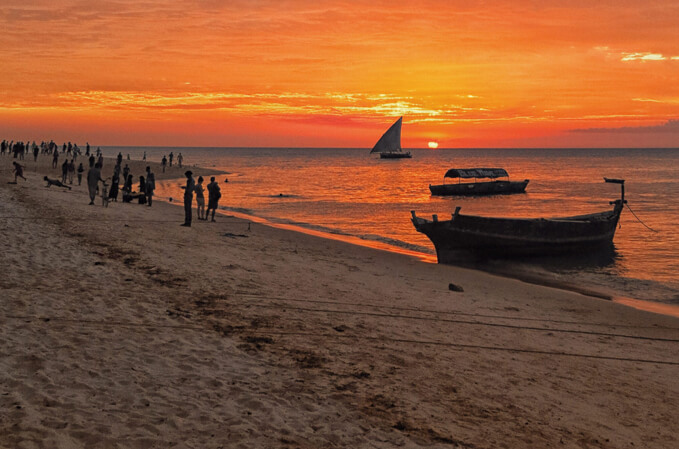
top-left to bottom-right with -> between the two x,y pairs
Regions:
1,0 -> 679,148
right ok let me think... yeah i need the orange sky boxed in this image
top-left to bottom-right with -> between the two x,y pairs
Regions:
1,0 -> 679,148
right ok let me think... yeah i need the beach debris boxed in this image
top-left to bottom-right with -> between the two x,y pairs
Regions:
333,325 -> 348,332
222,232 -> 248,238
448,283 -> 464,292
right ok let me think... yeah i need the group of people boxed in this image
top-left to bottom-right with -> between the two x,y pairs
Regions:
6,143 -> 224,224
160,151 -> 183,173
181,171 -> 221,227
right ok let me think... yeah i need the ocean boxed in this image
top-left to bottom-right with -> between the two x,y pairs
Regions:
106,146 -> 679,305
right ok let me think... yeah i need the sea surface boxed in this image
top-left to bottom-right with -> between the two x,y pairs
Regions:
106,146 -> 679,305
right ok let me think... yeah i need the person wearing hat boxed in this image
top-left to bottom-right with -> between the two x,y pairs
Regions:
180,170 -> 195,226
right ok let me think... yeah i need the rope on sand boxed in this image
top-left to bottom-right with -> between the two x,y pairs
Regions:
237,302 -> 679,343
251,330 -> 679,366
236,293 -> 678,330
4,314 -> 676,365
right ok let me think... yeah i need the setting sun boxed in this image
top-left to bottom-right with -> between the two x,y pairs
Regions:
428,141 -> 439,149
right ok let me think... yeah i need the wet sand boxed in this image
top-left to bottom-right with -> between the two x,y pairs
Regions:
2,154 -> 679,448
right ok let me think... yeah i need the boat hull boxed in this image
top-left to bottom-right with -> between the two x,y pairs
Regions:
429,179 -> 529,196
411,202 -> 623,261
380,152 -> 412,159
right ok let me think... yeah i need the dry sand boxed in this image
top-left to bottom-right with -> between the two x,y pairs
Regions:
1,154 -> 678,449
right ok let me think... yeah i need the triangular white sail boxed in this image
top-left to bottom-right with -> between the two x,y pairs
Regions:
370,117 -> 402,154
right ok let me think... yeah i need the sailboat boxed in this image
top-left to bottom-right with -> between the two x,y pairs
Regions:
370,117 -> 412,159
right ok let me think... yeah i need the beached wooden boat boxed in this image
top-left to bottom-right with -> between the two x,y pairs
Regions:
370,117 -> 412,159
412,179 -> 626,261
429,168 -> 529,196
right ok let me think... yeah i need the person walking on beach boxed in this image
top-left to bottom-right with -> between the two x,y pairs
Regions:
180,170 -> 194,227
161,155 -> 167,173
145,166 -> 155,207
87,162 -> 104,205
194,176 -> 205,220
169,152 -> 174,167
143,151 -> 146,161
52,150 -> 59,169
177,152 -> 183,168
206,176 -> 221,222
77,162 -> 84,185
12,161 -> 26,183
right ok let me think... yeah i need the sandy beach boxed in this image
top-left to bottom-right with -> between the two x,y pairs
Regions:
2,154 -> 678,448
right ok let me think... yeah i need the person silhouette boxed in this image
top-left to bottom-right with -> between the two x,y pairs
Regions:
180,170 -> 194,227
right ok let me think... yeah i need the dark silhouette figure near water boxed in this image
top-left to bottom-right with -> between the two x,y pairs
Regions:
206,176 -> 221,222
77,163 -> 84,185
180,170 -> 194,227
87,162 -> 104,204
145,166 -> 155,206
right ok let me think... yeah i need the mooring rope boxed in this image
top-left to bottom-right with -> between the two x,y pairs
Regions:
625,203 -> 657,233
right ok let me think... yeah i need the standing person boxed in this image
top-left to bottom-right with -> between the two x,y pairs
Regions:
12,162 -> 26,183
138,175 -> 147,204
122,164 -> 130,184
61,159 -> 69,183
77,162 -> 84,185
143,151 -> 146,161
145,166 -> 155,207
52,149 -> 59,168
67,159 -> 75,184
122,174 -> 133,202
161,155 -> 167,173
33,144 -> 39,162
109,169 -> 120,202
87,162 -> 104,205
177,152 -> 183,168
194,176 -> 205,220
206,176 -> 221,222
169,152 -> 174,167
180,170 -> 194,227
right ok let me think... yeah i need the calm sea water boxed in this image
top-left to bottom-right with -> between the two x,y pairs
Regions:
106,146 -> 679,304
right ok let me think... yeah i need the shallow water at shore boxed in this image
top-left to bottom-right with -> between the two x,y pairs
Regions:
107,146 -> 679,305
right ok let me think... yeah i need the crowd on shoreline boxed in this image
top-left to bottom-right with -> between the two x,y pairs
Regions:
4,139 -> 220,226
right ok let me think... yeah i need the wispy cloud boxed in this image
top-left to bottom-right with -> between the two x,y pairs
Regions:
571,119 -> 679,133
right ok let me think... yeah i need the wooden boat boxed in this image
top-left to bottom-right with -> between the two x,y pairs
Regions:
429,168 -> 528,196
412,178 -> 626,261
370,117 -> 412,159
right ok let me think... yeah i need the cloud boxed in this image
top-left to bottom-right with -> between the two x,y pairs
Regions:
570,119 -> 679,133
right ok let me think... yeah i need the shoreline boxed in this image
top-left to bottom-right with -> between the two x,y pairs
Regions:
3,153 -> 679,448
197,204 -> 679,319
